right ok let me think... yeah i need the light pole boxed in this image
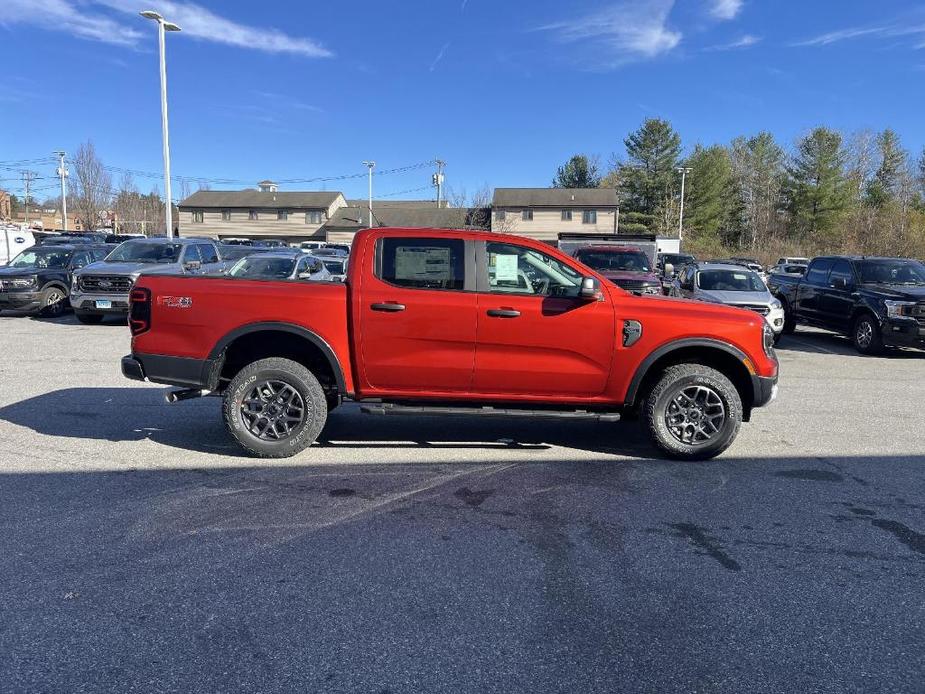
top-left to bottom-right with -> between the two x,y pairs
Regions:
54,151 -> 68,231
362,161 -> 375,227
677,167 -> 692,246
140,10 -> 181,238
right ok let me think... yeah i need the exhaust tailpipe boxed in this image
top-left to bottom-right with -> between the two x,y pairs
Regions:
165,388 -> 203,403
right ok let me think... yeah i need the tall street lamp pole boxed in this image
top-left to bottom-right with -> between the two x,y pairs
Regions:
677,167 -> 692,247
140,10 -> 181,238
54,150 -> 68,231
362,161 -> 375,227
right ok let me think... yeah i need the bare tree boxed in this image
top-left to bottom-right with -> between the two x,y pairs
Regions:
72,140 -> 112,230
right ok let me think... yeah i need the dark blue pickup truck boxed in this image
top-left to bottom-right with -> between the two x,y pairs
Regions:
768,256 -> 925,354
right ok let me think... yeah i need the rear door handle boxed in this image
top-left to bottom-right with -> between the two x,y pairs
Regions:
486,308 -> 520,318
371,302 -> 406,312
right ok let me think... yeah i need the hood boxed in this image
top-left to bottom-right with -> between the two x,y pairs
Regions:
859,283 -> 925,301
77,260 -> 180,276
699,289 -> 772,305
599,269 -> 660,283
0,266 -> 38,278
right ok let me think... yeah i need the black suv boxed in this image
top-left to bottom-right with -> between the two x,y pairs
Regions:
0,244 -> 112,316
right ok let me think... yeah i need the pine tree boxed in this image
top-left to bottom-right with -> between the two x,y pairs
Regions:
865,129 -> 906,208
785,128 -> 851,239
617,118 -> 682,229
552,154 -> 601,188
684,144 -> 740,246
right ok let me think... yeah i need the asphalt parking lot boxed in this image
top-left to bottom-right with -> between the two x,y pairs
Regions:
0,312 -> 923,693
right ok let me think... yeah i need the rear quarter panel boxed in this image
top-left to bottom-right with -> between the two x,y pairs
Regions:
131,275 -> 353,391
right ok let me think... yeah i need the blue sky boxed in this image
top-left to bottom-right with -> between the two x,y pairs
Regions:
2,0 -> 924,203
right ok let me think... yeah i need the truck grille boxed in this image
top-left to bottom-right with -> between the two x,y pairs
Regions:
733,303 -> 771,316
79,275 -> 133,293
914,303 -> 925,327
614,279 -> 647,291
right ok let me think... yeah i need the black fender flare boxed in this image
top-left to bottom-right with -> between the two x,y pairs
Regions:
207,321 -> 346,393
624,338 -> 753,407
39,280 -> 69,295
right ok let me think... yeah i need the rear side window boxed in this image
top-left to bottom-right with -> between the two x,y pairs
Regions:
804,259 -> 833,285
378,237 -> 465,291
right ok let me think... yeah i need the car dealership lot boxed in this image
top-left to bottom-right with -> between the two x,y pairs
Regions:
0,314 -> 923,692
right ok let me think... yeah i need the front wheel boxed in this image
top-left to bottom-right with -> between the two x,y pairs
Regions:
39,287 -> 67,317
852,313 -> 883,355
222,357 -> 328,458
643,364 -> 743,460
781,300 -> 796,334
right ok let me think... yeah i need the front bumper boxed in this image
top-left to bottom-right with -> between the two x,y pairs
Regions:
0,290 -> 42,311
70,291 -> 131,314
752,374 -> 779,409
882,318 -> 925,348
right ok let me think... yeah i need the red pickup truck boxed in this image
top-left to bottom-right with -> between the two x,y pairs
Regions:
122,227 -> 779,460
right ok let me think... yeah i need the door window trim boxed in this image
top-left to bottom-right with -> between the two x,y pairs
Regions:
373,237 -> 477,293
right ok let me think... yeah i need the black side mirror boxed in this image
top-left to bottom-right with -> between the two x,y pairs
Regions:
579,276 -> 603,300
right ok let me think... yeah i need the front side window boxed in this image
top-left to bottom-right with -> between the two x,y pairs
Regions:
582,210 -> 597,224
828,260 -> 854,287
248,210 -> 258,221
69,252 -> 90,268
197,244 -> 219,264
182,245 -> 202,264
378,237 -> 465,291
805,259 -> 833,286
277,210 -> 289,221
522,209 -> 533,221
192,210 -> 204,223
306,210 -> 323,224
561,209 -> 572,221
485,242 -> 583,298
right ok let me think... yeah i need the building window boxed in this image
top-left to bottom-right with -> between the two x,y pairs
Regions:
192,210 -> 204,223
582,210 -> 597,224
522,209 -> 533,221
278,210 -> 289,221
495,210 -> 506,221
248,210 -> 258,221
221,210 -> 231,221
306,210 -> 323,224
561,209 -> 573,221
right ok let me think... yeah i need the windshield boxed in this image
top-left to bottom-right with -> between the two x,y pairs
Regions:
9,248 -> 71,269
323,260 -> 345,273
662,254 -> 694,266
698,269 -> 765,292
857,259 -> 925,285
228,256 -> 297,279
106,241 -> 182,264
577,249 -> 651,273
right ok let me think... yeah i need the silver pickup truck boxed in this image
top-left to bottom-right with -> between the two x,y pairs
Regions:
70,237 -> 223,324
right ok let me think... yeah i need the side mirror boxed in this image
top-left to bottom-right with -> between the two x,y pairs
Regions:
664,263 -> 674,276
184,260 -> 202,272
832,277 -> 848,290
579,276 -> 603,301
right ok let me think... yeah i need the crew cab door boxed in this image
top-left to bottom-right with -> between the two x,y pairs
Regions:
472,241 -> 614,397
795,258 -> 833,325
819,259 -> 857,330
356,235 -> 477,393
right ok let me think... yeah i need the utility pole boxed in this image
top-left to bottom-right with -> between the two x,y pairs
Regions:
362,160 -> 375,226
432,159 -> 445,208
677,167 -> 692,246
21,170 -> 36,228
54,151 -> 68,231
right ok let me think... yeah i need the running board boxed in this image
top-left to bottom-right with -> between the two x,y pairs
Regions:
360,402 -> 621,422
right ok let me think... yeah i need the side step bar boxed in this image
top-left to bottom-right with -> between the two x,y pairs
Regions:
360,402 -> 621,422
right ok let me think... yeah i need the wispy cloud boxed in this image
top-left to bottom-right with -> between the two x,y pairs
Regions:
250,91 -> 323,113
705,33 -> 760,51
709,0 -> 743,21
2,0 -> 331,57
536,0 -> 681,67
429,42 -> 451,72
793,20 -> 925,48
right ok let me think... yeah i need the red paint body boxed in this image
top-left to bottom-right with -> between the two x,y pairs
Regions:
132,228 -> 777,405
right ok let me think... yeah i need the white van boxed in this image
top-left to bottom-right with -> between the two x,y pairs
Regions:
0,227 -> 36,266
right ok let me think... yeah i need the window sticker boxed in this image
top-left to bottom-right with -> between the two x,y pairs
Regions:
492,254 -> 519,282
394,246 -> 452,281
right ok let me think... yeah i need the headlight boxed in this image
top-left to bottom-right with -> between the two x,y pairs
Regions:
884,300 -> 915,318
71,275 -> 79,292
9,277 -> 36,289
762,322 -> 775,357
769,298 -> 782,310
643,284 -> 662,295
129,273 -> 141,287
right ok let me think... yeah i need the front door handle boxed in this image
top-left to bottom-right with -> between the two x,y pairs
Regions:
486,308 -> 520,318
371,302 -> 406,312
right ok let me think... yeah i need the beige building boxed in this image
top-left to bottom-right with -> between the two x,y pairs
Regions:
322,204 -> 486,245
491,188 -> 620,242
178,181 -> 345,242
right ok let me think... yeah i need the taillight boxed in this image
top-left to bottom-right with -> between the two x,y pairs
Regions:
129,287 -> 151,336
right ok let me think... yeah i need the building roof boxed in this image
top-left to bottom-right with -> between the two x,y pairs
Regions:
323,205 -> 487,231
345,199 -> 440,208
178,190 -> 341,210
492,187 -> 619,208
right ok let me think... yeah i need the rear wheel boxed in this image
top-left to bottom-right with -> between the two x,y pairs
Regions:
643,364 -> 742,460
39,287 -> 67,317
223,357 -> 327,458
851,313 -> 883,355
75,311 -> 104,325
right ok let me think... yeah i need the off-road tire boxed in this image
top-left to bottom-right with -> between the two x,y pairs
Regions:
75,311 -> 104,325
39,286 -> 67,317
851,313 -> 883,355
643,363 -> 742,460
223,357 -> 327,458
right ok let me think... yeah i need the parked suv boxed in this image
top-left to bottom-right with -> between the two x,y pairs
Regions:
71,237 -> 223,324
226,251 -> 332,282
572,245 -> 662,295
0,243 -> 111,316
670,262 -> 785,341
